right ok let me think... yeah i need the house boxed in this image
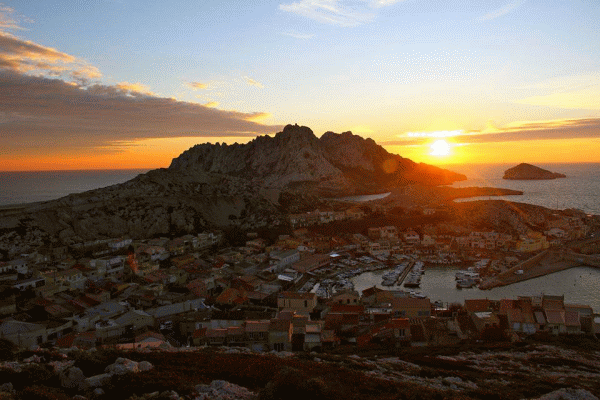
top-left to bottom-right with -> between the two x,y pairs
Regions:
324,304 -> 365,331
244,320 -> 270,352
304,322 -> 324,351
390,297 -> 431,319
215,288 -> 249,306
291,254 -> 331,274
470,311 -> 501,335
114,309 -> 154,331
544,309 -> 567,334
0,320 -> 48,349
465,299 -> 492,313
268,318 -> 293,352
564,311 -> 582,334
277,292 -> 317,314
269,250 -> 300,273
357,318 -> 410,347
330,290 -> 360,305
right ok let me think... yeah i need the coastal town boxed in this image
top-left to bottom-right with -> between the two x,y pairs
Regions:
2,201 -> 600,353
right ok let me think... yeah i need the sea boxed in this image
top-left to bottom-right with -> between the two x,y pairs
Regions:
2,164 -> 600,310
0,169 -> 149,206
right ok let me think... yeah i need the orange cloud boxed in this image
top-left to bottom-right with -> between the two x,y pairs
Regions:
187,81 -> 208,90
115,81 -> 155,96
0,31 -> 100,79
381,118 -> 600,147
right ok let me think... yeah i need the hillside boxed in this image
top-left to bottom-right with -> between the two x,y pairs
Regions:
0,342 -> 598,399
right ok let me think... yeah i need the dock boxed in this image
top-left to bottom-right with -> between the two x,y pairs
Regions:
395,261 -> 414,285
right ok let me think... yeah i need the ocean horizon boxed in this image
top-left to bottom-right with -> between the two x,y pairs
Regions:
1,163 -> 599,215
0,169 -> 150,206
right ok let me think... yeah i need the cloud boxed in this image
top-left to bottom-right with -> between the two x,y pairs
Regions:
0,4 -> 26,30
244,76 -> 264,88
279,0 -> 375,27
0,31 -> 101,79
369,0 -> 405,8
478,0 -> 525,22
515,73 -> 600,110
282,31 -> 315,39
186,81 -> 208,90
0,70 -> 283,154
115,81 -> 155,96
203,101 -> 219,108
380,118 -> 600,146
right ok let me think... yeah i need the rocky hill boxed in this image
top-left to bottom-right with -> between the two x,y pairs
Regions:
169,124 -> 466,195
503,163 -> 566,180
0,125 -> 465,249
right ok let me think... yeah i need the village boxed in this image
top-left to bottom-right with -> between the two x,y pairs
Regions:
1,203 -> 600,354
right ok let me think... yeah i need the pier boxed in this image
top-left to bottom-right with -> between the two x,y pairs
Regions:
479,250 -> 600,289
395,261 -> 415,286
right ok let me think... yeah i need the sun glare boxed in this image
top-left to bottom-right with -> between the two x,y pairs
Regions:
430,139 -> 450,156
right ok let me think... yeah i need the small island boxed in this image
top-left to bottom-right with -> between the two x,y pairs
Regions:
503,163 -> 566,180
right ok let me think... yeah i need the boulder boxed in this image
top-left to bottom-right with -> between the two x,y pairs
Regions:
534,388 -> 598,400
138,360 -> 154,372
194,380 -> 255,400
105,357 -> 139,375
59,366 -> 86,390
84,373 -> 112,389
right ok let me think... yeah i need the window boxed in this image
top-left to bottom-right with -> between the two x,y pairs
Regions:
304,300 -> 308,308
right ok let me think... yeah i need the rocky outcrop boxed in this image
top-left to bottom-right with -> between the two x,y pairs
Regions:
503,163 -> 566,180
170,124 -> 466,196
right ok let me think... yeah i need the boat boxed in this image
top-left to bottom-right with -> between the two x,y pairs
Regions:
456,278 -> 477,289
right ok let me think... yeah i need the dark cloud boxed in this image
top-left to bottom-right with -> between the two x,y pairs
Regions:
0,70 -> 283,152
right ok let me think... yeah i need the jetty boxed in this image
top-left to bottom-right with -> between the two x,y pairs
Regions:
479,249 -> 600,289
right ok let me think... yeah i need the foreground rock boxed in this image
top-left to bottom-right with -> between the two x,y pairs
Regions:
503,163 -> 566,180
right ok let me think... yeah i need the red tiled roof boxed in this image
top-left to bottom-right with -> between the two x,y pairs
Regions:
465,299 -> 491,313
565,311 -> 580,327
545,309 -> 565,325
329,304 -> 364,314
278,291 -> 316,300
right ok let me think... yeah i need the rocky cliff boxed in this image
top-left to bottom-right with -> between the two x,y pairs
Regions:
169,124 -> 466,195
0,124 -> 466,250
503,163 -> 566,180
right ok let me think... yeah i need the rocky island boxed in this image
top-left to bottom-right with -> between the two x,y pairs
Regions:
503,163 -> 566,180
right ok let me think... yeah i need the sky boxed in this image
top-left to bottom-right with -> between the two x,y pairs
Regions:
1,0 -> 600,171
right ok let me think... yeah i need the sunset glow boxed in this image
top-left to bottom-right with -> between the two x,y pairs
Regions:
430,140 -> 451,157
1,1 -> 599,171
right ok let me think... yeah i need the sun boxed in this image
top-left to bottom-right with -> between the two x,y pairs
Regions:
430,139 -> 451,156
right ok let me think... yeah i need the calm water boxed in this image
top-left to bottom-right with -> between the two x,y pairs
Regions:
0,170 -> 149,206
352,266 -> 600,312
448,163 -> 600,215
